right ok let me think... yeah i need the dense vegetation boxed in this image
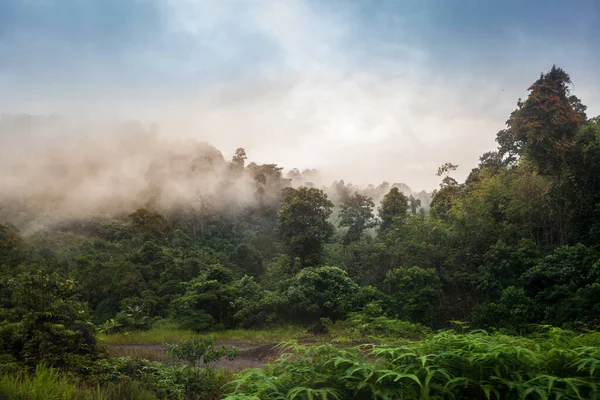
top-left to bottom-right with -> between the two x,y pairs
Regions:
1,66 -> 599,399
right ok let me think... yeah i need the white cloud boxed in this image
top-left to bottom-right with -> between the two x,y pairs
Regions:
3,0 -> 599,192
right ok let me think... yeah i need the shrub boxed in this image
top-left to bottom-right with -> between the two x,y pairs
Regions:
226,329 -> 600,400
170,266 -> 236,331
383,266 -> 442,325
165,337 -> 239,368
347,311 -> 431,340
285,266 -> 362,321
230,276 -> 284,328
4,270 -> 103,372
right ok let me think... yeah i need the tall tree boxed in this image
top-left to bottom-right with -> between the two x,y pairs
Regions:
230,147 -> 247,173
277,187 -> 334,268
378,187 -> 409,233
497,66 -> 582,176
339,192 -> 376,243
430,163 -> 460,219
408,195 -> 422,215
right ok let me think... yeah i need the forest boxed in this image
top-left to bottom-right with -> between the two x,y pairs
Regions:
1,66 -> 600,399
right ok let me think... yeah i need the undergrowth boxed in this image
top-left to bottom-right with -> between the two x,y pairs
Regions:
225,328 -> 600,400
4,327 -> 599,400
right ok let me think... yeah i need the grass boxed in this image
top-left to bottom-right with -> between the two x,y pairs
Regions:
0,365 -> 160,400
98,317 -> 431,347
0,364 -> 78,400
106,345 -> 170,362
99,324 -> 308,345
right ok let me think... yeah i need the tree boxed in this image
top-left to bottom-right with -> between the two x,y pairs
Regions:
430,163 -> 461,219
339,192 -> 376,243
378,187 -> 409,233
286,266 -> 361,321
128,208 -> 172,238
191,192 -> 213,237
384,267 -> 442,324
0,223 -> 31,272
231,244 -> 264,277
230,147 -> 247,172
3,270 -> 102,370
498,66 -> 581,176
171,265 -> 235,331
408,195 -> 421,215
277,187 -> 334,268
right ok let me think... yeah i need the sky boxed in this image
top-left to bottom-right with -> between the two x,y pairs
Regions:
1,0 -> 599,191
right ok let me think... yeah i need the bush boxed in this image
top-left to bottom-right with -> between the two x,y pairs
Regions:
170,265 -> 236,331
348,313 -> 431,340
230,276 -> 285,328
144,366 -> 233,400
114,299 -> 152,332
471,286 -> 539,332
165,337 -> 239,368
383,266 -> 442,325
88,357 -> 234,399
285,266 -> 362,321
3,271 -> 103,372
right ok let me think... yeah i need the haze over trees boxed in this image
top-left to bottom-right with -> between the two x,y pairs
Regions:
1,66 -> 600,399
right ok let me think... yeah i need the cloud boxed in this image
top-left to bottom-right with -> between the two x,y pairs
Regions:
1,0 -> 599,195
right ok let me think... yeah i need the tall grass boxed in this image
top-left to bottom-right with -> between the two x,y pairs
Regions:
0,364 -> 77,400
0,365 -> 159,400
0,364 -> 228,400
226,328 -> 600,400
99,324 -> 307,345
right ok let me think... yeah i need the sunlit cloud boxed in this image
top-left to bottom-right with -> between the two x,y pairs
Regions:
0,0 -> 598,192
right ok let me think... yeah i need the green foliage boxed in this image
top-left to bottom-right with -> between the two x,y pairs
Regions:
0,364 -> 78,400
226,329 -> 600,400
96,318 -> 122,335
504,66 -> 581,175
384,267 -> 442,324
4,65 -> 600,400
521,244 -> 600,327
378,187 -> 409,233
170,265 -> 236,331
230,276 -> 285,328
0,358 -> 233,400
286,266 -> 362,321
114,301 -> 151,332
347,307 -> 431,339
231,244 -> 264,277
0,270 -> 103,371
470,286 -> 538,332
277,187 -> 334,268
165,337 -> 239,368
338,192 -> 376,244
128,209 -> 173,239
325,240 -> 395,288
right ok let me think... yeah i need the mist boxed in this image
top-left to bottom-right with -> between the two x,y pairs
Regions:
1,0 -> 599,230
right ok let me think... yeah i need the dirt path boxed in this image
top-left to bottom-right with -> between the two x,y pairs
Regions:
107,340 -> 282,370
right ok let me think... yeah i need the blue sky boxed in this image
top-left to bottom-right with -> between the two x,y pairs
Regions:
1,0 -> 599,189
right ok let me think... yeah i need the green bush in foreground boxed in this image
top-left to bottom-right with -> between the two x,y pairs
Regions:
226,328 -> 600,400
